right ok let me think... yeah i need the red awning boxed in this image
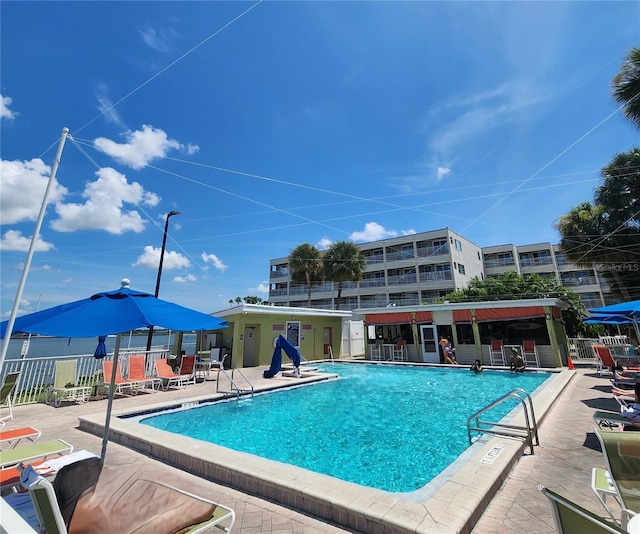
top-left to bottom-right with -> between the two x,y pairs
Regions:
453,309 -> 472,323
365,312 -> 413,324
474,306 -> 546,322
414,311 -> 433,323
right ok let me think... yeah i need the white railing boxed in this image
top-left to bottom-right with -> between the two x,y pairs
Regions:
567,338 -> 598,366
2,348 -> 170,405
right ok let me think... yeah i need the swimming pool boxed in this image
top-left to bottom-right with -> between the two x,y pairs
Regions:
140,362 -> 551,492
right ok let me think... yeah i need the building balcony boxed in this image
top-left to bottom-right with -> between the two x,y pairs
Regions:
519,258 -> 553,268
386,251 -> 415,262
419,271 -> 453,283
417,245 -> 449,258
484,258 -> 515,269
387,274 -> 417,285
359,279 -> 386,289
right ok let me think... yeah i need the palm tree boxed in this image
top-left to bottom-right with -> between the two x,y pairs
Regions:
288,243 -> 323,306
598,149 -> 640,228
323,241 -> 366,302
555,148 -> 640,300
612,47 -> 640,128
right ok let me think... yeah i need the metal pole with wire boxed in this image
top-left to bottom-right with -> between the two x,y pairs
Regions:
145,211 -> 180,352
0,128 -> 69,372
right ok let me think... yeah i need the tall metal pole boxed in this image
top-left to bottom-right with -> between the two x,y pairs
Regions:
145,210 -> 180,352
0,128 -> 69,372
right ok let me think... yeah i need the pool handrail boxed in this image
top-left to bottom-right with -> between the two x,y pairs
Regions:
466,388 -> 539,455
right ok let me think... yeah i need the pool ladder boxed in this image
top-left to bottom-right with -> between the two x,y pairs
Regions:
216,366 -> 254,400
466,388 -> 539,455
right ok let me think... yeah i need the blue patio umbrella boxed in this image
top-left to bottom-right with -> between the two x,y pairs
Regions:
0,278 -> 227,460
584,315 -> 632,325
94,335 -> 108,359
588,300 -> 640,340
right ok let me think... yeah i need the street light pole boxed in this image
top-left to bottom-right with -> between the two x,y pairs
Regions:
146,210 -> 180,352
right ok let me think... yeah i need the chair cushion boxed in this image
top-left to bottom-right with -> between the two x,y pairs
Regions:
68,464 -> 216,534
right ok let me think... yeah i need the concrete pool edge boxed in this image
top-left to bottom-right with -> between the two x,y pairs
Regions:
78,368 -> 576,534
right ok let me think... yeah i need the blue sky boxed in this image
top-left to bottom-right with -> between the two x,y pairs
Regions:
1,1 -> 639,317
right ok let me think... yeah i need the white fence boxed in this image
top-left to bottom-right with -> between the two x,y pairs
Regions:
567,338 -> 599,366
1,349 -> 169,405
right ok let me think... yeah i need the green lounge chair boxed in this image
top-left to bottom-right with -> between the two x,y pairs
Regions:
0,439 -> 73,469
592,410 -> 639,430
45,360 -> 92,407
0,371 -> 20,428
539,485 -> 627,533
594,428 -> 640,529
591,467 -> 624,524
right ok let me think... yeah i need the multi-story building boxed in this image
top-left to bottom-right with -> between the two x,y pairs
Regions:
268,229 -> 613,310
269,228 -> 483,309
482,242 -> 611,308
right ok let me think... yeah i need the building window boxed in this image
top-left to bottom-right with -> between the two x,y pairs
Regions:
455,239 -> 462,251
458,264 -> 466,274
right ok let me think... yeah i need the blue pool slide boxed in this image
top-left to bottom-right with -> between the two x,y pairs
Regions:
264,335 -> 301,378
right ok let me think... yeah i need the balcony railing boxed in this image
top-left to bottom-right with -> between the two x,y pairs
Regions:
389,297 -> 419,306
386,251 -> 415,262
419,271 -> 453,282
365,256 -> 384,265
270,269 -> 289,279
561,277 -> 598,287
416,245 -> 449,257
269,288 -> 289,297
387,273 -> 417,285
1,349 -> 169,406
359,278 -> 386,288
520,257 -> 553,267
484,258 -> 515,268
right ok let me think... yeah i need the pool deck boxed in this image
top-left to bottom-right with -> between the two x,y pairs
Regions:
2,363 -> 627,533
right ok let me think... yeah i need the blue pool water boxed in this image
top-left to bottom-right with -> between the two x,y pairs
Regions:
140,363 -> 551,492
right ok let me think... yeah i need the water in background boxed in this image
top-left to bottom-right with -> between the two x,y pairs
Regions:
4,333 -> 198,360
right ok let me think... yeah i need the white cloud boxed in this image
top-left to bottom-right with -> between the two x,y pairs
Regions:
427,81 -> 546,160
1,94 -> 17,120
437,167 -> 451,181
249,282 -> 269,294
0,230 -> 55,252
317,237 -> 332,250
2,298 -> 33,318
95,84 -> 125,128
0,158 -> 68,225
186,144 -> 199,155
51,167 -> 159,234
174,274 -> 197,283
133,245 -> 191,270
201,252 -> 228,272
401,229 -> 417,236
349,222 -> 398,243
93,125 -> 183,170
139,25 -> 179,53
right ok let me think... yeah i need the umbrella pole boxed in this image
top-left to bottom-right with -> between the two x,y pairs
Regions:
101,333 -> 122,462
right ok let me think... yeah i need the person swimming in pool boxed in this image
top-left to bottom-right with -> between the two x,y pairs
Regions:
470,359 -> 483,373
439,336 -> 457,364
510,347 -> 525,373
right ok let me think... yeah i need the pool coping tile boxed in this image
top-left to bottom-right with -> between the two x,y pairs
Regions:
78,366 -> 575,534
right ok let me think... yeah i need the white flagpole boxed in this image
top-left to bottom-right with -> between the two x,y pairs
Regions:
0,127 -> 69,372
